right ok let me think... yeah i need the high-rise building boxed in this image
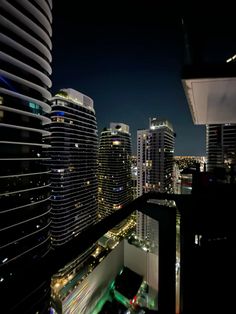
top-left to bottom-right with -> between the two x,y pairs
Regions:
98,123 -> 132,219
136,118 -> 175,240
131,155 -> 138,199
0,0 -> 52,312
47,88 -> 98,247
206,124 -> 236,172
137,118 -> 175,196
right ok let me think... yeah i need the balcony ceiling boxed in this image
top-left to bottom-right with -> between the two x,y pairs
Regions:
182,63 -> 236,125
182,76 -> 236,125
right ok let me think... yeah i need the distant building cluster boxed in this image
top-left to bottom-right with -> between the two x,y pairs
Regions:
174,155 -> 206,171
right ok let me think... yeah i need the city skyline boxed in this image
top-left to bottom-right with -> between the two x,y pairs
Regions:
51,3 -> 235,156
51,4 -> 200,156
1,2 -> 235,313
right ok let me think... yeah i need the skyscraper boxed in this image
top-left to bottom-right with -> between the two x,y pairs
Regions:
206,124 -> 236,172
0,0 -> 53,312
131,155 -> 138,199
136,118 -> 175,240
137,118 -> 175,196
48,88 -> 98,247
98,123 -> 132,219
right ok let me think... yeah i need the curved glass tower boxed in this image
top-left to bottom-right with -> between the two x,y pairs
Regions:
98,123 -> 132,219
0,0 -> 52,312
48,89 -> 98,247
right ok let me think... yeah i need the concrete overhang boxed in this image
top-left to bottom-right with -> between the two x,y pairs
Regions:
182,64 -> 236,125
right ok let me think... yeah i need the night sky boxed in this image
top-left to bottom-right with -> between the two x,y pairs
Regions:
51,3 -> 235,156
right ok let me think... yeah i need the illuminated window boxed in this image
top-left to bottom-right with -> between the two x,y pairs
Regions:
113,140 -> 121,145
57,169 -> 64,173
29,102 -> 40,110
56,117 -> 64,122
195,234 -> 202,246
146,160 -> 152,168
113,204 -> 122,209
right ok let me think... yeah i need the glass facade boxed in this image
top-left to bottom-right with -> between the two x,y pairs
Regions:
137,118 -> 175,241
137,118 -> 175,196
45,89 -> 98,246
98,123 -> 132,219
0,0 -> 52,312
206,124 -> 236,172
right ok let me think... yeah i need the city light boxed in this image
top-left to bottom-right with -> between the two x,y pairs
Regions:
112,140 -> 121,145
226,54 -> 236,63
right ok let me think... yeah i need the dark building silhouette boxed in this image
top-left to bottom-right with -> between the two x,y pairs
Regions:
181,15 -> 236,313
207,123 -> 236,172
182,15 -> 236,179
